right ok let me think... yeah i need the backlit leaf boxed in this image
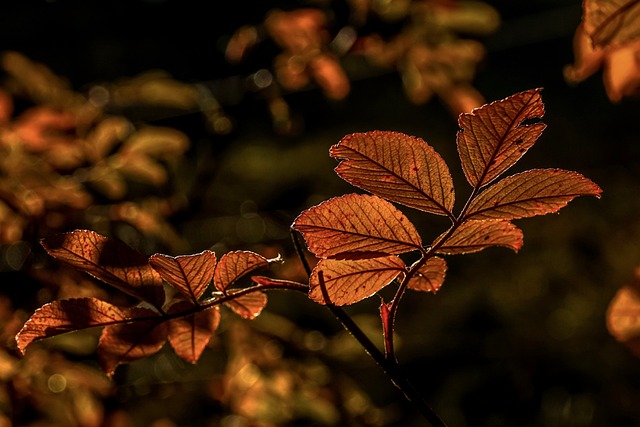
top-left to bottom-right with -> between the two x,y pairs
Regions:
16,298 -> 125,354
309,256 -> 406,306
330,131 -> 455,216
407,257 -> 447,293
213,251 -> 275,292
435,220 -> 523,254
98,306 -> 168,377
457,88 -> 545,188
467,169 -> 602,220
584,0 -> 640,47
41,230 -> 165,308
150,250 -> 216,303
606,283 -> 640,357
223,290 -> 268,319
167,301 -> 220,364
293,194 -> 422,259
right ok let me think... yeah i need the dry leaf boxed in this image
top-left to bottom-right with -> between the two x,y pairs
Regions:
435,220 -> 523,255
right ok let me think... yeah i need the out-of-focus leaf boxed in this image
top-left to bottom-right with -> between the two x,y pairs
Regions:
309,256 -> 406,305
584,0 -> 640,47
213,251 -> 275,292
112,153 -> 168,185
98,306 -> 167,376
41,230 -> 165,308
603,39 -> 640,101
120,126 -> 189,160
150,250 -> 216,303
467,169 -> 602,220
407,257 -> 447,293
293,194 -> 422,259
85,116 -> 131,161
607,280 -> 640,357
435,220 -> 523,254
308,53 -> 350,100
457,88 -> 545,188
15,298 -> 125,354
223,290 -> 268,319
330,131 -> 455,216
564,25 -> 607,85
167,301 -> 220,364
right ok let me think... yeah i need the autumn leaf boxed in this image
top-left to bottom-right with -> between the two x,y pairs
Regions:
607,282 -> 640,357
584,0 -> 640,48
213,251 -> 276,292
293,194 -> 423,259
457,88 -> 546,188
435,220 -> 523,255
15,298 -> 126,354
223,290 -> 268,319
98,306 -> 168,376
150,250 -> 216,303
466,169 -> 602,220
41,230 -> 165,308
407,257 -> 447,293
309,256 -> 406,306
167,301 -> 220,364
330,131 -> 455,216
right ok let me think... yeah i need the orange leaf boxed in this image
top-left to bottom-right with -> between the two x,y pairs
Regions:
293,194 -> 422,259
330,131 -> 455,216
466,169 -> 602,220
213,251 -> 276,292
16,298 -> 126,354
457,88 -> 546,188
223,290 -> 268,319
150,250 -> 216,303
607,283 -> 640,357
584,0 -> 640,48
98,307 -> 168,376
41,230 -> 165,308
435,220 -> 523,254
167,301 -> 220,364
407,257 -> 447,293
309,256 -> 406,306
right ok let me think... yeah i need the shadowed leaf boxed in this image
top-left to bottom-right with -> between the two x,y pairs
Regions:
457,88 -> 545,188
213,251 -> 276,292
584,0 -> 640,47
407,257 -> 447,293
224,290 -> 268,319
467,169 -> 602,220
41,230 -> 165,308
435,220 -> 523,254
331,131 -> 455,216
150,250 -> 216,303
98,306 -> 168,377
167,301 -> 220,364
293,194 -> 422,259
16,298 -> 126,354
309,256 -> 406,306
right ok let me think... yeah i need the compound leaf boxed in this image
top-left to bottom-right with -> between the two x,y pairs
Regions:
167,301 -> 220,364
467,169 -> 602,220
16,297 -> 126,354
309,256 -> 406,306
213,251 -> 275,292
584,0 -> 640,47
457,88 -> 545,188
41,230 -> 165,308
331,131 -> 455,216
223,290 -> 268,319
407,257 -> 447,293
293,194 -> 422,259
435,220 -> 523,255
150,250 -> 216,303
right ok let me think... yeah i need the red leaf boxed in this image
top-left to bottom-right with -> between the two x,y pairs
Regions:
16,298 -> 126,354
435,220 -> 523,254
309,256 -> 406,306
167,301 -> 220,364
466,169 -> 602,220
407,257 -> 447,293
41,230 -> 165,308
213,251 -> 276,292
98,306 -> 168,376
223,290 -> 268,319
457,89 -> 546,188
293,194 -> 422,259
584,0 -> 640,48
330,131 -> 455,216
607,284 -> 640,357
149,250 -> 216,303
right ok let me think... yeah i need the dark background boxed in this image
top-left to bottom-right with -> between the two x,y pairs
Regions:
2,1 -> 640,426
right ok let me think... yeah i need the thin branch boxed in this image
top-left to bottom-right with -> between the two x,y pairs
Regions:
291,228 -> 313,276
